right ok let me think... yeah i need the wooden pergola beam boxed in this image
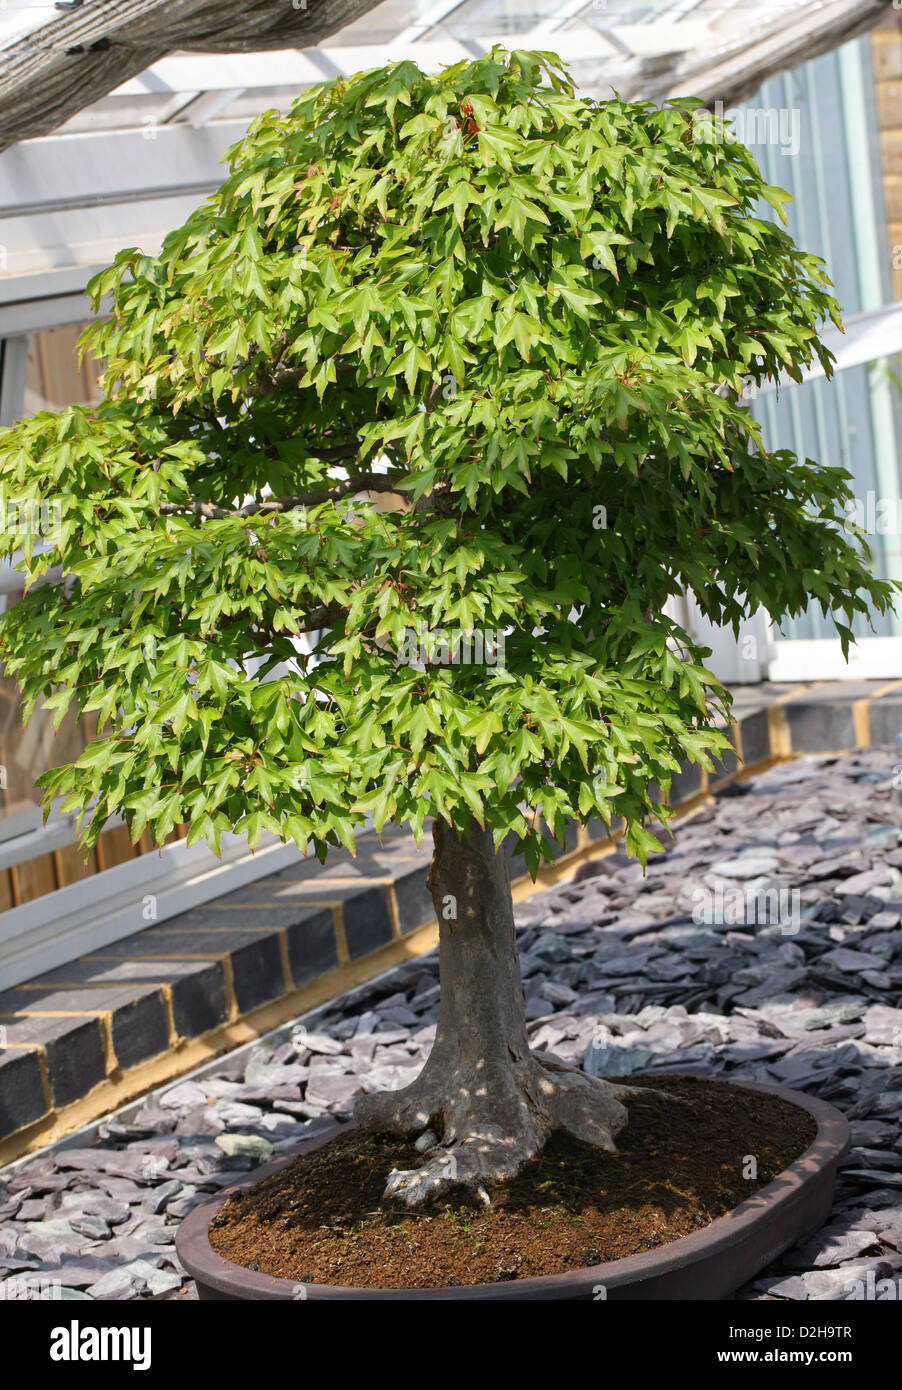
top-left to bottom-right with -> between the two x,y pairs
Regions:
0,0 -> 384,150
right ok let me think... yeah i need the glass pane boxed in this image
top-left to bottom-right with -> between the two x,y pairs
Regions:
1,322 -> 104,834
22,322 -> 103,416
0,689 -> 96,834
740,37 -> 902,642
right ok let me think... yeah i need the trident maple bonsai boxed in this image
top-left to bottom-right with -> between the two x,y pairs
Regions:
0,50 -> 892,1205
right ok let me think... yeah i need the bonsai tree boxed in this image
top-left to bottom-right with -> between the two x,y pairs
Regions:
0,49 -> 893,1206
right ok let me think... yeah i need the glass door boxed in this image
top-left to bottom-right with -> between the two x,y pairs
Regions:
741,33 -> 902,681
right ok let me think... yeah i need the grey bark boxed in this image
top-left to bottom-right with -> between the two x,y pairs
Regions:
355,817 -> 638,1206
0,0 -> 384,151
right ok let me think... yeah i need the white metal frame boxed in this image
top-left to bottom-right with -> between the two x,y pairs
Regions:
0,829 -> 301,991
767,636 -> 902,683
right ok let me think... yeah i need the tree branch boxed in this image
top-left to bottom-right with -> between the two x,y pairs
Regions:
246,360 -> 359,397
216,602 -> 341,646
244,473 -> 404,515
246,366 -> 305,396
160,473 -> 407,520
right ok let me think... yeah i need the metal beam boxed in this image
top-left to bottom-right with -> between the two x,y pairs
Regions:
0,291 -> 113,337
0,118 -> 248,215
109,29 -> 639,101
753,301 -> 902,398
392,0 -> 471,45
0,334 -> 28,427
0,263 -> 107,306
176,86 -> 246,128
657,0 -> 887,107
0,116 -> 249,283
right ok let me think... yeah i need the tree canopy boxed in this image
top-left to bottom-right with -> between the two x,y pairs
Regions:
0,48 -> 894,871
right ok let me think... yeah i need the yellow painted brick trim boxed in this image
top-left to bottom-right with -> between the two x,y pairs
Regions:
2,1010 -> 119,1076
276,929 -> 293,993
2,1007 -> 110,1019
113,925 -> 296,935
98,1014 -> 117,1074
87,950 -> 235,971
871,677 -> 902,700
160,984 -> 178,1050
331,902 -> 349,967
766,681 -> 824,757
220,953 -> 238,1022
855,673 -> 902,746
386,883 -> 402,941
37,1047 -> 52,1110
731,718 -> 744,768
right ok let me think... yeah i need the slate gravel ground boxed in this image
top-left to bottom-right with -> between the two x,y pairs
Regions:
2,746 -> 901,1301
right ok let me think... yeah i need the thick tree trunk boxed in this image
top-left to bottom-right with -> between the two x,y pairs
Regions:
354,818 -> 637,1206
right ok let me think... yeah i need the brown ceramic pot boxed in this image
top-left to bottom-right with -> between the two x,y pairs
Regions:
175,1080 -> 849,1301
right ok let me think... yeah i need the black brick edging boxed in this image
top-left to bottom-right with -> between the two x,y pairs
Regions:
2,678 -> 901,1154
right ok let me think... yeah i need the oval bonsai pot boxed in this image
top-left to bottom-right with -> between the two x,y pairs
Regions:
175,1080 -> 849,1301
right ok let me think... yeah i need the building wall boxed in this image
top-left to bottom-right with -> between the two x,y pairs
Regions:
873,14 -> 902,302
0,320 -> 187,904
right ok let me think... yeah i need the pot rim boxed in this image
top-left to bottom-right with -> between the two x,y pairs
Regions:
174,1079 -> 849,1300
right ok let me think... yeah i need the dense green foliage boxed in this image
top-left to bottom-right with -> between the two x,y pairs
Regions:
0,49 -> 894,870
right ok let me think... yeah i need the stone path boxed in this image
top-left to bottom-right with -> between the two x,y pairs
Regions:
1,745 -> 901,1300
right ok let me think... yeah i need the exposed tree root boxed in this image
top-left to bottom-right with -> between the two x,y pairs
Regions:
356,1051 -> 643,1208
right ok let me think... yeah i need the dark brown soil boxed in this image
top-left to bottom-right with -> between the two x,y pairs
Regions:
209,1076 -> 816,1289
